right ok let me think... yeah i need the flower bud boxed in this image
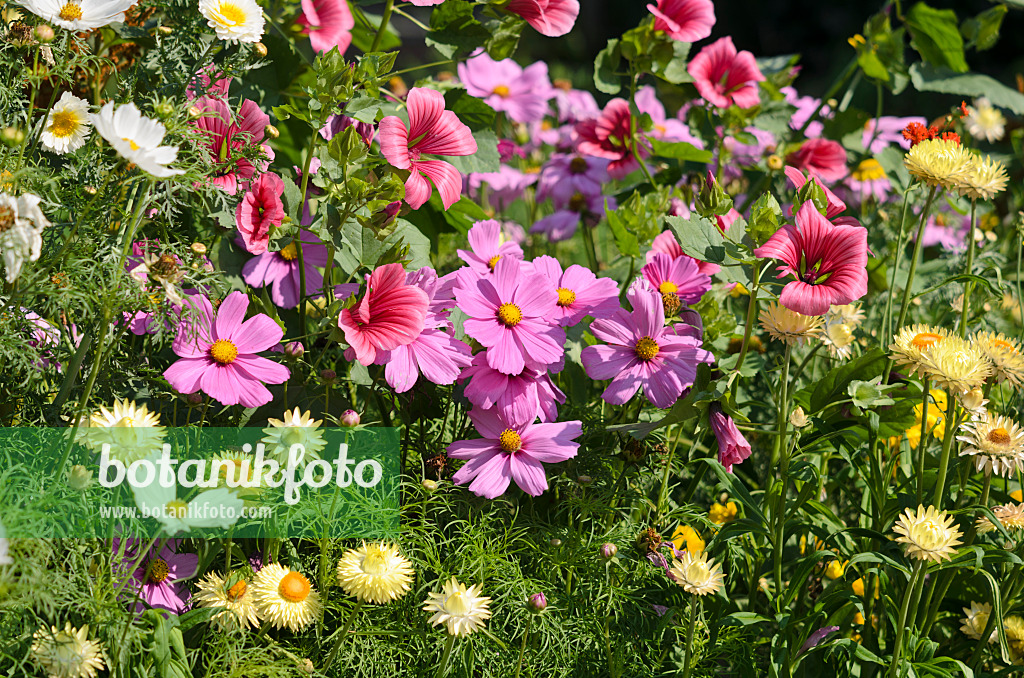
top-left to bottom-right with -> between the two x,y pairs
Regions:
157,25 -> 173,35
184,392 -> 204,407
1,127 -> 25,147
33,24 -> 55,43
340,409 -> 360,427
68,465 -> 93,491
187,105 -> 202,120
549,538 -> 562,547
600,543 -> 618,560
190,242 -> 207,255
766,154 -> 784,171
528,592 -> 547,612
958,387 -> 987,414
695,170 -> 732,218
576,475 -> 593,485
299,658 -> 314,674
264,124 -> 279,139
153,100 -> 175,120
320,369 -> 337,385
83,185 -> 97,195
789,406 -> 809,428
284,341 -> 304,358
422,478 -> 438,492
253,42 -> 268,58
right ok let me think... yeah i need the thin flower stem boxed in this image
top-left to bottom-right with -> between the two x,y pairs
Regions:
931,390 -> 959,507
628,72 -> 657,187
894,186 -> 940,334
435,634 -> 457,678
916,378 -> 930,504
730,260 -> 764,384
681,596 -> 700,678
323,600 -> 363,670
580,219 -> 599,272
772,344 -> 793,597
370,0 -> 396,53
883,188 -> 914,343
887,560 -> 925,678
959,200 -> 977,338
514,616 -> 532,678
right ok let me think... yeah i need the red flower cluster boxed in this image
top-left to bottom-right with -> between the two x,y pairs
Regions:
901,101 -> 967,147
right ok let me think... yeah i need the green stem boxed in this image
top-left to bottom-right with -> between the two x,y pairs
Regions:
730,261 -> 764,381
514,616 -> 532,678
370,0 -> 396,52
931,391 -> 958,507
580,218 -> 599,272
887,561 -> 925,678
322,600 -> 363,670
916,378 -> 930,504
627,72 -> 657,187
959,200 -> 977,338
894,186 -> 939,334
681,596 -> 700,678
883,188 -> 914,344
772,344 -> 794,597
434,634 -> 457,678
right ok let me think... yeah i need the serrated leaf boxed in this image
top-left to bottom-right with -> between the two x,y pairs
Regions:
484,15 -> 524,60
342,94 -> 383,124
666,215 -> 725,263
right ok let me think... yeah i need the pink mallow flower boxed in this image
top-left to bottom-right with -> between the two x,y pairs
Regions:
460,353 -> 566,425
710,404 -> 751,473
642,252 -> 711,306
458,53 -> 554,124
456,219 -> 524,278
576,98 -> 645,179
242,230 -> 329,308
163,292 -> 290,408
236,172 -> 285,255
193,97 -> 272,195
456,256 -> 565,375
647,0 -> 715,43
298,0 -> 354,55
379,87 -> 478,210
339,263 -> 430,366
581,280 -> 712,409
753,201 -> 869,316
531,255 -> 620,327
647,230 -> 720,277
783,165 -> 859,227
117,539 -> 197,615
186,65 -> 231,100
688,37 -> 764,110
786,138 -> 848,183
448,407 -> 582,498
506,0 -> 579,37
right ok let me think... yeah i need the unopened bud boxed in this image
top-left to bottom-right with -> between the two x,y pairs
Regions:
422,478 -> 438,492
577,475 -> 593,485
188,105 -> 202,120
264,124 -> 279,139
340,409 -> 360,427
789,406 -> 809,428
84,185 -> 97,195
153,100 -> 174,120
190,242 -> 207,255
299,658 -> 314,674
157,25 -> 173,35
695,169 -> 732,218
795,177 -> 829,216
33,24 -> 55,43
528,592 -> 547,612
661,291 -> 681,318
320,369 -> 337,385
766,154 -> 784,170
600,543 -> 618,560
253,42 -> 268,58
958,387 -> 987,414
1,127 -> 25,147
284,341 -> 304,358
68,465 -> 93,491
549,538 -> 562,547
184,392 -> 204,407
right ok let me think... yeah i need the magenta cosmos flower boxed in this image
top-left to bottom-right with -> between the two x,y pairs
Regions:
448,407 -> 582,498
460,353 -> 565,425
192,97 -> 272,195
531,255 -> 620,326
456,256 -> 565,375
456,219 -> 524,277
647,0 -> 715,43
576,98 -> 644,178
236,172 -> 285,255
164,292 -> 289,407
242,230 -> 329,308
710,404 -> 751,473
458,53 -> 554,124
687,37 -> 764,110
581,280 -> 712,409
379,87 -> 477,210
648,231 -> 720,277
117,539 -> 198,615
339,263 -> 430,366
298,0 -> 353,55
754,201 -> 869,316
786,137 -> 848,183
506,0 -> 579,37
642,252 -> 711,306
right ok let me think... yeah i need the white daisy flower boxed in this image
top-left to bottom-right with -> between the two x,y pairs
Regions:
41,92 -> 91,154
198,0 -> 265,43
0,191 -> 51,283
90,102 -> 184,178
20,0 -> 138,31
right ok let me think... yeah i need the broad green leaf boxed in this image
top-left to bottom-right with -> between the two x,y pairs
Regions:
961,5 -> 1006,51
652,40 -> 692,84
649,139 -> 712,163
594,38 -> 622,95
426,0 -> 489,59
605,208 -> 640,258
484,15 -> 524,60
341,94 -> 383,124
909,63 -> 1024,113
747,192 -> 782,247
905,2 -> 969,72
666,215 -> 725,264
445,130 -> 500,174
444,89 -> 497,131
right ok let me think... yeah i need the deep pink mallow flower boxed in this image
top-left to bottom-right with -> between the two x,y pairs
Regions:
186,65 -> 231,100
193,97 -> 272,195
647,0 -> 715,43
531,255 -> 621,327
753,201 -> 869,316
458,54 -> 554,124
378,87 -> 478,210
298,0 -> 354,54
576,98 -> 645,178
339,263 -> 430,366
647,231 -> 720,277
163,292 -> 290,408
635,86 -> 704,147
456,256 -> 565,375
710,404 -> 751,473
242,230 -> 329,308
117,540 -> 197,614
460,353 -> 566,425
456,219 -> 524,277
687,37 -> 765,110
448,407 -> 582,498
506,0 -> 579,37
236,172 -> 285,255
536,153 -> 609,206
784,166 -> 860,228
786,138 -> 848,183
642,252 -> 711,306
581,280 -> 712,409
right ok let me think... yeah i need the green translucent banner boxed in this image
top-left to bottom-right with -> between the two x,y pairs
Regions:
0,427 -> 400,539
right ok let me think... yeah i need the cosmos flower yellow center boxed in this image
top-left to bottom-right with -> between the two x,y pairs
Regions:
497,303 -> 522,327
209,339 -> 239,364
658,281 -> 678,295
49,110 -> 81,138
215,1 -> 248,26
487,255 -> 500,270
556,287 -> 576,306
911,332 -> 942,351
165,499 -> 188,519
635,336 -> 659,361
498,429 -> 522,453
446,591 -> 471,615
279,242 -> 298,261
278,572 -> 311,603
988,427 -> 1012,446
226,579 -> 248,601
492,85 -> 510,98
121,137 -> 140,151
58,1 -> 83,20
149,558 -> 170,583
853,158 -> 886,181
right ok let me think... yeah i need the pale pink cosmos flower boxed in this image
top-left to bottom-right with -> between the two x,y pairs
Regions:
786,137 -> 848,183
753,201 -> 869,316
642,252 -> 711,306
530,190 -> 614,242
687,37 -> 765,110
635,86 -> 704,147
506,0 -> 579,37
781,86 -> 829,138
192,97 -> 273,195
379,87 -> 478,210
338,263 -> 430,366
458,53 -> 555,124
235,172 -> 285,255
647,231 -> 720,277
460,353 -> 566,425
456,219 -> 524,277
466,166 -> 537,211
163,292 -> 290,408
647,0 -> 715,43
531,255 -> 621,327
536,152 -> 610,206
298,0 -> 354,54
448,407 -> 582,498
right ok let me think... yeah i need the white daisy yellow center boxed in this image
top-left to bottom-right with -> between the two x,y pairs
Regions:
49,110 -> 82,138
58,1 -> 83,20
213,1 -> 248,27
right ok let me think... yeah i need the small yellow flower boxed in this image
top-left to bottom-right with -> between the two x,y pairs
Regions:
1004,615 -> 1024,662
669,550 -> 725,596
823,559 -> 847,580
251,564 -> 322,632
708,501 -> 738,525
336,542 -> 415,604
887,390 -> 946,450
262,408 -> 327,465
759,301 -> 821,345
422,577 -> 492,637
1013,489 -> 1024,502
892,505 -> 962,563
960,601 -> 994,642
78,399 -> 165,464
671,525 -> 705,554
956,155 -> 1008,201
919,335 -> 992,394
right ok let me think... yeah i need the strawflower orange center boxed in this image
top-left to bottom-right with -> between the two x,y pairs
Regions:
278,572 -> 311,603
911,333 -> 942,351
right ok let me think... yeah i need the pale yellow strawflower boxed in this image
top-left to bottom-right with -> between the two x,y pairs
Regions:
78,399 -> 164,464
423,577 -> 492,637
965,98 -> 1005,142
824,304 -> 865,328
251,564 -> 322,632
889,324 -> 950,378
262,408 -> 327,464
336,542 -> 415,604
956,155 -> 1008,201
669,550 -> 725,596
976,502 -> 1024,535
960,601 -> 995,642
1004,615 -> 1024,663
974,331 -> 1024,386
31,623 -> 106,678
903,138 -> 975,190
892,505 -> 962,563
758,301 -> 821,345
957,413 -> 1024,478
193,572 -> 261,630
918,335 -> 992,394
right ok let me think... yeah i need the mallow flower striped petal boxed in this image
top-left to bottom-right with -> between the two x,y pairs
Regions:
338,263 -> 430,366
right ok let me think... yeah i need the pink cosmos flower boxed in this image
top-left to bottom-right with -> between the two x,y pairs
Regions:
379,87 -> 478,210
460,353 -> 566,425
506,0 -> 579,37
117,540 -> 197,615
236,172 -> 285,255
786,138 -> 848,183
448,407 -> 582,498
456,219 -> 524,277
193,97 -> 272,195
710,404 -> 751,473
581,280 -> 712,408
163,292 -> 290,408
458,53 -> 554,124
455,256 -> 565,375
554,87 -> 600,123
688,37 -> 764,110
647,0 -> 715,43
531,255 -> 621,326
919,203 -> 970,253
781,86 -> 829,138
647,231 -> 720,277
844,160 -> 892,205
298,0 -> 354,55
717,125 -> 775,182
339,263 -> 430,366
862,116 -> 927,154
783,165 -> 859,227
241,230 -> 329,308
537,152 -> 610,206
635,86 -> 704,147
576,98 -> 644,178
407,0 -> 444,4
753,201 -> 869,316
642,252 -> 711,306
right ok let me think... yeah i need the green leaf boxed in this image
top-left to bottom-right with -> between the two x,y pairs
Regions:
908,64 -> 1024,113
747,192 -> 782,247
847,378 -> 897,409
445,130 -> 500,174
666,215 -> 725,264
808,349 -> 888,413
484,16 -> 524,60
594,39 -> 623,95
905,2 -> 969,72
426,0 -> 489,59
605,207 -> 640,258
342,94 -> 383,124
444,89 -> 497,131
652,40 -> 692,84
649,138 -> 713,163
961,5 -> 1007,51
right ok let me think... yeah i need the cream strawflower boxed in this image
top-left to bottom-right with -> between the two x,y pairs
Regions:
336,542 -> 415,604
30,622 -> 106,678
903,138 -> 975,190
918,334 -> 992,394
956,155 -> 1008,202
825,304 -> 865,329
958,413 -> 1024,477
758,301 -> 821,345
974,331 -> 1024,386
892,504 -> 962,563
193,572 -> 261,630
889,324 -> 950,378
0,191 -> 50,283
976,502 -> 1024,535
423,576 -> 492,637
960,601 -> 995,642
668,550 -> 725,596
20,0 -> 137,31
41,92 -> 91,154
78,398 -> 165,464
199,0 -> 265,43
262,407 -> 327,465
1004,615 -> 1024,663
251,563 -> 322,632
821,321 -> 855,359
91,102 -> 184,178
965,98 -> 1006,143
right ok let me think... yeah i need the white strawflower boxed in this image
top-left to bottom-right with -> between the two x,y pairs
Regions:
41,92 -> 91,154
965,98 -> 1006,143
90,102 -> 184,178
422,576 -> 492,637
19,0 -> 137,31
0,191 -> 51,283
198,0 -> 265,43
30,622 -> 106,678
